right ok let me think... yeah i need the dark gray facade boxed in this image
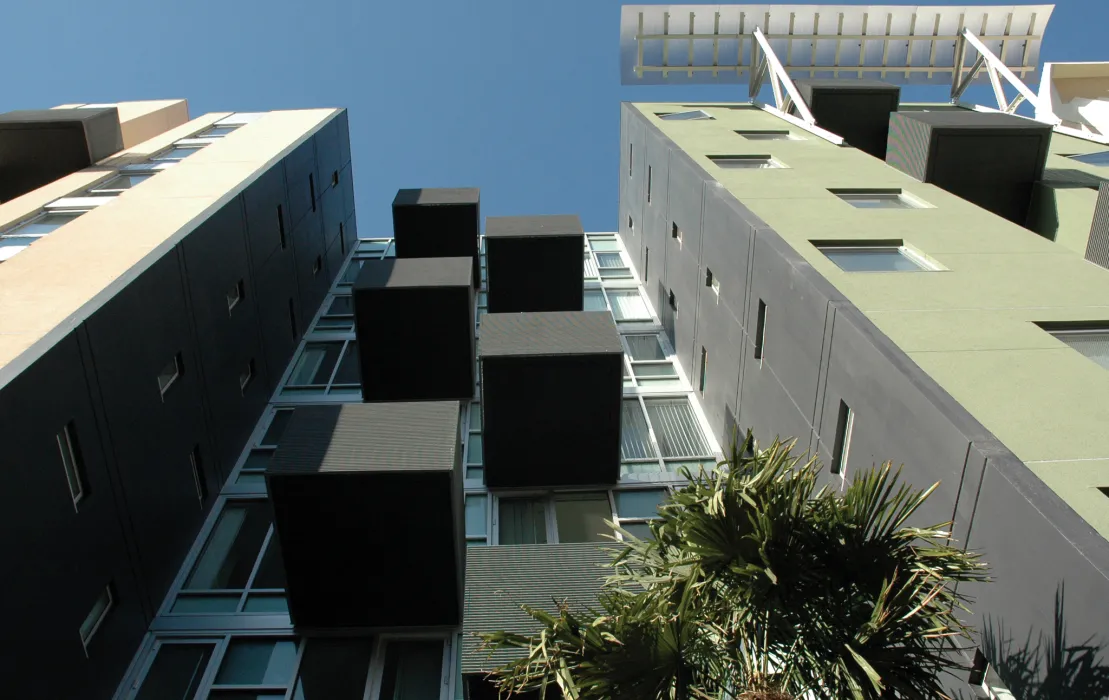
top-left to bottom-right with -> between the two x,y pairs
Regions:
0,109 -> 354,700
793,79 -> 900,160
621,102 -> 1109,693
485,214 -> 585,313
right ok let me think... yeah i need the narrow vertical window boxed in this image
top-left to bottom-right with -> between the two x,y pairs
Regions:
647,166 -> 653,204
668,289 -> 677,312
331,170 -> 339,188
288,298 -> 298,340
312,255 -> 322,276
705,268 -> 713,288
644,247 -> 650,282
671,222 -> 681,241
830,400 -> 855,477
79,584 -> 114,655
628,144 -> 633,177
339,222 -> 346,255
277,204 -> 287,250
239,358 -> 256,394
699,346 -> 708,394
57,422 -> 87,509
308,174 -> 317,212
226,279 -> 244,313
754,300 -> 767,360
189,446 -> 207,506
157,352 -> 183,398
628,216 -> 633,232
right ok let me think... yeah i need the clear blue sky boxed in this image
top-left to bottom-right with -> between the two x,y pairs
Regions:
0,0 -> 1105,235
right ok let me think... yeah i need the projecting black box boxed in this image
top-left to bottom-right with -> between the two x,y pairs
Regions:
392,188 -> 481,288
267,402 -> 464,630
485,215 -> 585,313
793,79 -> 900,159
0,107 -> 124,202
479,311 -> 622,487
353,257 -> 474,402
886,110 -> 1052,225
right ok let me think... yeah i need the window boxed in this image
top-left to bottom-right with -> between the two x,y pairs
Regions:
278,204 -> 287,250
816,242 -> 936,272
133,642 -> 214,700
584,289 -> 607,312
282,340 -> 361,395
465,494 -> 488,545
331,170 -> 340,188
656,110 -> 714,120
623,334 -> 681,391
699,347 -> 708,394
226,279 -> 244,312
196,125 -> 240,138
628,143 -> 633,176
294,638 -> 374,700
830,400 -> 855,477
153,145 -> 204,161
79,584 -> 114,653
0,211 -> 86,261
466,403 -> 484,482
239,358 -> 256,393
625,334 -> 665,361
189,446 -> 207,506
1048,328 -> 1109,372
553,492 -> 611,543
830,189 -> 923,209
735,130 -> 800,140
312,255 -> 322,275
609,288 -> 651,322
498,498 -> 548,545
88,172 -> 151,195
314,294 -> 355,333
614,489 -> 667,540
754,300 -> 767,360
157,353 -> 183,398
215,638 -> 298,686
647,166 -> 652,204
339,222 -> 346,255
668,289 -> 677,313
377,640 -> 446,700
309,174 -> 317,212
708,155 -> 783,169
671,222 -> 682,245
1068,151 -> 1109,167
621,397 -> 715,476
595,252 -> 632,279
627,215 -> 633,232
497,493 -> 612,545
233,408 -> 295,488
644,246 -> 649,281
57,422 -> 86,508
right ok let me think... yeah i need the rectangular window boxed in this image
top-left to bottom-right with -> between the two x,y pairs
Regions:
615,489 -> 667,540
239,358 -> 255,393
816,242 -> 935,272
197,124 -> 240,138
644,398 -> 711,458
830,400 -> 855,476
553,492 -> 611,543
216,638 -> 298,685
628,143 -> 633,176
627,215 -> 633,232
699,346 -> 708,394
465,494 -> 488,544
309,174 -> 317,212
185,501 -> 275,591
498,498 -> 548,545
1068,151 -> 1109,167
331,170 -> 340,188
671,222 -> 682,245
88,172 -> 151,195
735,130 -> 799,141
1047,328 -> 1109,372
754,300 -> 767,360
625,334 -> 665,361
226,279 -> 244,313
657,109 -> 713,121
668,289 -> 677,312
293,639 -> 374,700
133,643 -> 215,700
609,289 -> 651,322
379,640 -> 445,700
157,352 -> 183,398
830,189 -> 923,209
277,204 -> 287,250
708,155 -> 783,169
79,584 -> 114,653
339,222 -> 346,255
189,446 -> 207,506
56,422 -> 86,508
647,166 -> 652,204
153,145 -> 204,161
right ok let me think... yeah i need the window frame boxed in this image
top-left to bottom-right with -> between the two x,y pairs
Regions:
365,634 -> 454,700
157,352 -> 183,399
708,155 -> 785,169
278,338 -> 361,399
655,109 -> 714,121
814,240 -> 939,272
829,188 -> 929,209
57,422 -> 87,509
151,144 -> 207,162
734,129 -> 802,141
79,584 -> 114,654
490,487 -> 672,546
87,172 -> 153,196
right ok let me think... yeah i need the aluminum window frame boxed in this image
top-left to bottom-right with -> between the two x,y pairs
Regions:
708,154 -> 786,169
829,188 -> 930,209
490,486 -> 673,546
656,109 -> 714,121
366,634 -> 454,700
734,129 -> 803,141
56,422 -> 86,509
79,584 -> 114,654
277,338 -> 361,400
815,241 -> 940,272
86,171 -> 153,196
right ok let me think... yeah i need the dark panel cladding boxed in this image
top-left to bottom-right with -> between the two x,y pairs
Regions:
180,197 -> 269,479
284,139 -> 318,229
392,188 -> 481,288
479,312 -> 623,487
461,544 -> 609,674
0,107 -> 123,202
242,160 -> 292,271
267,402 -> 464,630
85,251 -> 217,614
253,247 -> 302,393
353,257 -> 475,401
0,333 -> 146,700
886,110 -> 1052,224
314,112 -> 344,197
485,214 -> 584,313
292,206 -> 331,320
794,79 -> 900,159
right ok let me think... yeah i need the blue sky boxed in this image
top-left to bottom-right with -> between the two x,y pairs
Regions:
0,0 -> 1105,235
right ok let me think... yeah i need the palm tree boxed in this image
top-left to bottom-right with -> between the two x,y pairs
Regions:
477,432 -> 990,700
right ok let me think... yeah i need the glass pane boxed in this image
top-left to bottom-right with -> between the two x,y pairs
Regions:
554,493 -> 612,543
0,237 -> 33,261
596,253 -> 624,268
609,290 -> 650,321
135,643 -> 215,700
325,295 -> 354,316
621,522 -> 655,540
600,268 -> 632,279
236,473 -> 267,486
499,498 -> 548,545
243,449 -> 273,471
243,595 -> 290,613
465,466 -> 484,482
658,110 -> 713,121
615,489 -> 667,518
379,640 -> 443,700
315,317 -> 355,332
251,537 -> 287,589
1070,150 -> 1109,166
466,434 -> 483,465
644,398 -> 711,458
185,502 -> 272,590
465,495 -> 487,537
288,343 -> 342,386
171,594 -> 241,614
620,400 -> 656,460
293,639 -> 374,700
215,639 -> 298,685
738,131 -> 792,140
632,362 -> 677,378
199,125 -> 239,138
838,194 -> 911,209
583,289 -> 607,312
8,211 -> 83,236
584,253 -> 598,279
92,173 -> 151,191
358,240 -> 389,254
331,342 -> 361,385
155,146 -> 204,161
822,248 -> 924,272
261,410 -> 293,446
469,403 -> 482,431
711,158 -> 777,169
1053,331 -> 1109,372
589,239 -> 621,252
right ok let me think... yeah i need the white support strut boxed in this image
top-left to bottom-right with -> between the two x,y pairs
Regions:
958,28 -> 1050,117
751,26 -> 817,125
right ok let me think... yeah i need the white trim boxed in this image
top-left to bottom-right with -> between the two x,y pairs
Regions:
753,102 -> 846,146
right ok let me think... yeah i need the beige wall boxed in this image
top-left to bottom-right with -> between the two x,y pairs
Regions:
116,100 -> 191,149
0,109 -> 338,374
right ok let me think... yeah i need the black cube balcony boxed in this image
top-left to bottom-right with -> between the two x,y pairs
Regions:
392,188 -> 481,288
0,107 -> 124,202
479,311 -> 622,487
267,402 -> 464,630
353,257 -> 475,402
886,110 -> 1052,225
793,79 -> 900,160
485,215 -> 585,313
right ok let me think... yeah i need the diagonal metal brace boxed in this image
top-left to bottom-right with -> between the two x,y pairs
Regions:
751,26 -> 816,124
